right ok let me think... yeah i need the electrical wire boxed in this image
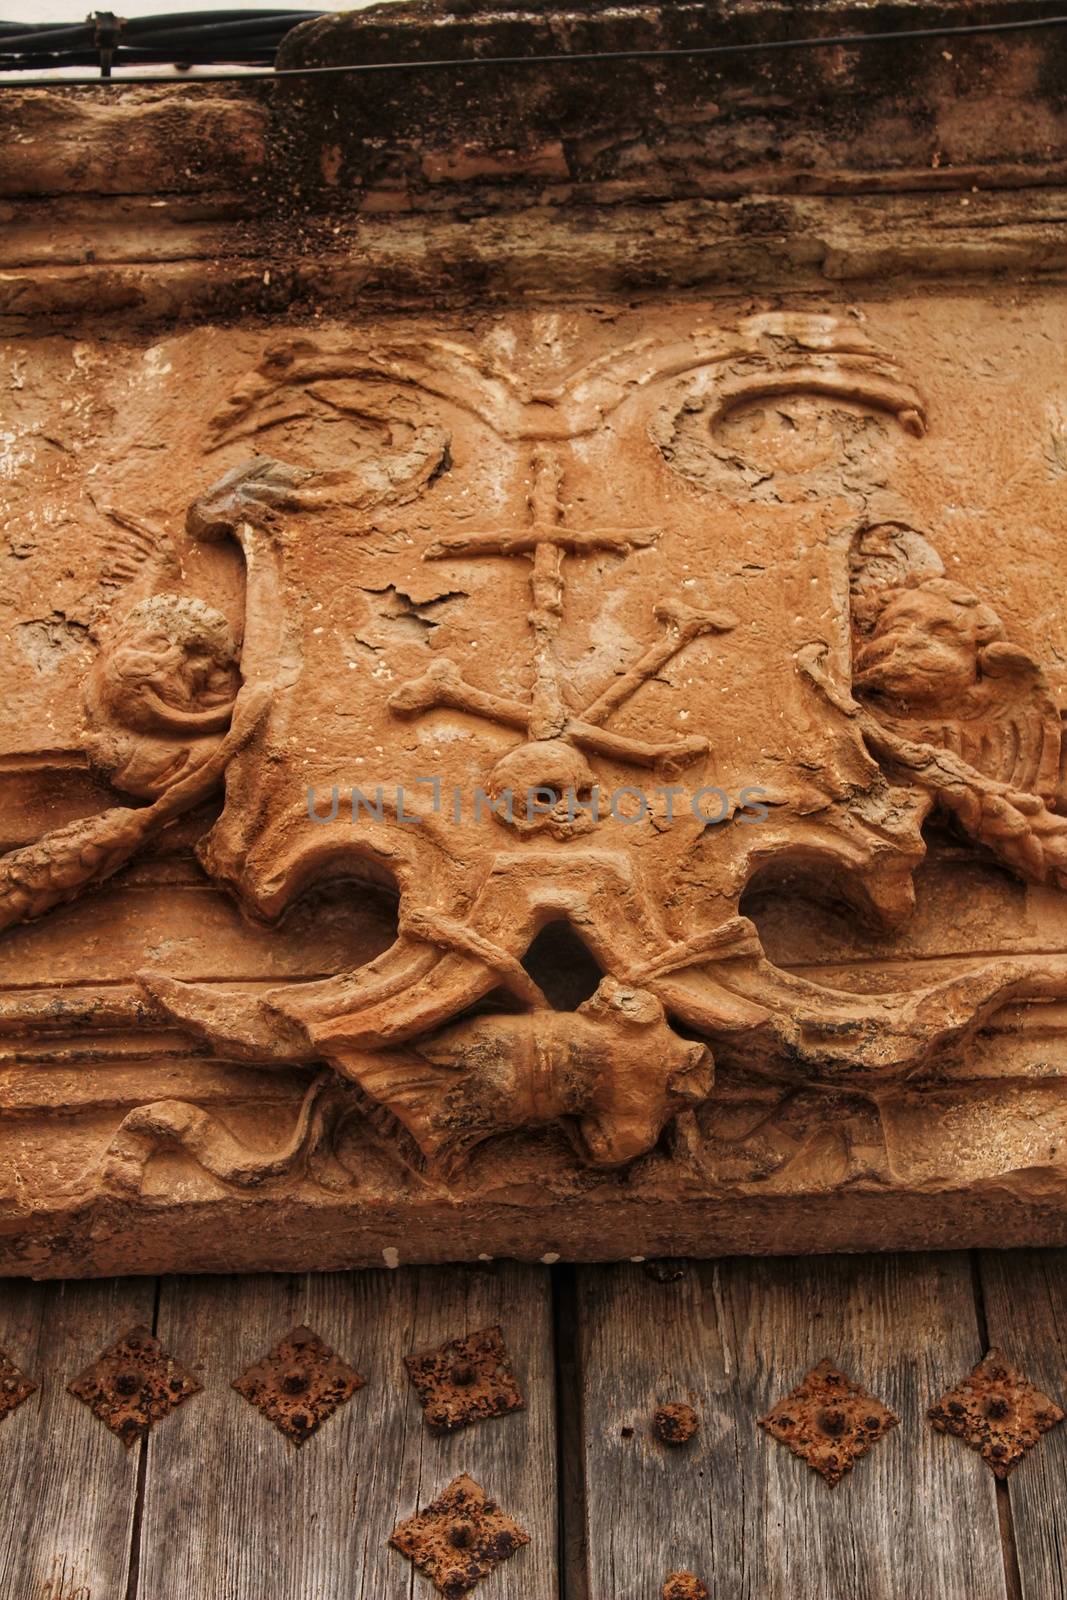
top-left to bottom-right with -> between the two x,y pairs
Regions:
0,9 -> 324,74
1,8 -> 1066,86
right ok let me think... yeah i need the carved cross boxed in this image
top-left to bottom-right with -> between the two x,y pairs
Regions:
390,448 -> 737,772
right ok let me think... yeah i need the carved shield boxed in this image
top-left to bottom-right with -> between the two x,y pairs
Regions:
11,311 -> 1067,1189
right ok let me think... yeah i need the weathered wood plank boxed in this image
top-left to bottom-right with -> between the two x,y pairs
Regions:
572,1253 -> 1006,1600
978,1248 -> 1067,1600
136,1264 -> 557,1599
0,1276 -> 158,1600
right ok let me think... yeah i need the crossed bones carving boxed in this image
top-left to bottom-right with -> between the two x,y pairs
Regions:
388,449 -> 737,776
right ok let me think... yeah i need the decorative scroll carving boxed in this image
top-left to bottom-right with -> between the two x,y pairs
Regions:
96,1071 -> 336,1195
0,700 -> 266,937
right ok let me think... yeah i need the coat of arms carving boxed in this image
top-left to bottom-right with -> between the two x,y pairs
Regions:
3,309 -> 1067,1267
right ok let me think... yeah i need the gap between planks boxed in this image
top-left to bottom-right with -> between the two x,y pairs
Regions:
4,1252 -> 1065,1600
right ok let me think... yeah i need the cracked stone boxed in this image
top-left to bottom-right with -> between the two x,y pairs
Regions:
0,1350 -> 37,1422
231,1324 -> 366,1445
68,1325 -> 200,1447
928,1348 -> 1065,1478
404,1324 -> 524,1433
390,1473 -> 530,1597
759,1357 -> 899,1487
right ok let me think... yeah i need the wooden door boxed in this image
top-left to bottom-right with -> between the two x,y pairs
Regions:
1,1250 -> 1063,1599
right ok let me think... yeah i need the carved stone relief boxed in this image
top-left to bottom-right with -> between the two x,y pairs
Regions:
3,300 -> 1067,1272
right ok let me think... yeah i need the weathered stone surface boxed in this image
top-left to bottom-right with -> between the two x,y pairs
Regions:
5,3 -> 1067,329
2,1 -> 1067,1273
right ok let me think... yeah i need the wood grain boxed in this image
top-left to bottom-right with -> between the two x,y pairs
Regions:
571,1253 -> 1007,1600
134,1263 -> 557,1600
6,1252 -> 1063,1599
979,1248 -> 1067,1600
0,1275 -> 158,1600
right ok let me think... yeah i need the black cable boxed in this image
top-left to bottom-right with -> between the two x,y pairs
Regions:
0,23 -> 99,49
0,9 -> 323,74
0,8 -> 313,30
117,12 -> 323,44
121,7 -> 318,29
2,9 -> 1067,86
0,13 -> 321,50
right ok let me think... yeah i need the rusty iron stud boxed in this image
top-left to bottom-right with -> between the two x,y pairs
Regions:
0,1350 -> 37,1423
928,1348 -> 1065,1479
390,1473 -> 530,1598
663,1574 -> 710,1600
404,1324 -> 524,1434
231,1324 -> 365,1446
654,1402 -> 700,1446
759,1357 -> 899,1487
67,1325 -> 200,1447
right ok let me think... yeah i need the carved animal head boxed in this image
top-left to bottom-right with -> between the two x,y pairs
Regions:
347,978 -> 713,1175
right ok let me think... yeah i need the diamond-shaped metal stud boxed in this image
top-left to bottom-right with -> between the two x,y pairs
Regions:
390,1473 -> 530,1598
404,1324 -> 524,1433
663,1573 -> 709,1600
231,1325 -> 366,1446
759,1357 -> 899,1487
68,1325 -> 200,1447
0,1350 -> 37,1422
928,1347 -> 1065,1478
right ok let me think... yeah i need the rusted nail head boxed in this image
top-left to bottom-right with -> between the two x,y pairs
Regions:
654,1403 -> 700,1446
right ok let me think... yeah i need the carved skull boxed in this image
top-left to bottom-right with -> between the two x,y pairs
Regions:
485,738 -> 599,838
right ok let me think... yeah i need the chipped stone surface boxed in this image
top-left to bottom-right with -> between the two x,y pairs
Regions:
928,1348 -> 1065,1479
67,1326 -> 200,1446
759,1358 -> 899,1487
405,1325 -> 524,1434
231,1325 -> 366,1445
390,1472 -> 530,1598
6,4 -> 1067,324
